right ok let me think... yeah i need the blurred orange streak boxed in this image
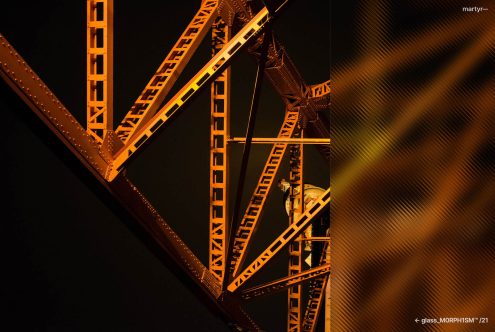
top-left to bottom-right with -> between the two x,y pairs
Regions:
344,81 -> 494,266
334,12 -> 492,95
334,25 -> 495,194
344,80 -> 495,198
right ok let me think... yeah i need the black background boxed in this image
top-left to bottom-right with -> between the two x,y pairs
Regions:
0,1 -> 329,331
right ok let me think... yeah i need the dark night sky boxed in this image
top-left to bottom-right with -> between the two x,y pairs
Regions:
0,1 -> 329,331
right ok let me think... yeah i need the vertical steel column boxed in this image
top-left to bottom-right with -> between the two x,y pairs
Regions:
302,239 -> 330,332
87,0 -> 113,144
325,241 -> 331,331
288,129 -> 304,331
209,17 -> 231,283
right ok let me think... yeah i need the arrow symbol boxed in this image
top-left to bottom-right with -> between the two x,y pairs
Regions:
415,318 -> 419,323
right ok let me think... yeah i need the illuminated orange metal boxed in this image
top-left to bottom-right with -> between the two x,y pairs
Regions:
325,243 -> 331,331
1,34 -> 110,178
309,80 -> 331,98
307,79 -> 331,113
0,33 -> 260,331
295,237 -> 330,242
288,132 -> 304,332
228,187 -> 331,292
302,275 -> 329,332
1,0 -> 331,329
240,264 -> 330,301
108,7 -> 271,181
325,239 -> 331,331
209,17 -> 231,283
115,0 -> 218,143
228,137 -> 330,144
230,108 -> 299,276
87,0 -> 113,144
302,239 -> 330,332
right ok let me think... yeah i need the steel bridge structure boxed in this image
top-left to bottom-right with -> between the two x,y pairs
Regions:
0,0 -> 330,330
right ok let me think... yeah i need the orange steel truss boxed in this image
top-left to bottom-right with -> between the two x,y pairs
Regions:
0,1 -> 330,330
288,132 -> 304,331
115,0 -> 218,143
309,80 -> 331,98
241,263 -> 331,301
228,187 -> 331,292
86,0 -> 114,144
209,17 -> 231,284
230,108 -> 299,276
302,239 -> 331,331
107,7 -> 273,181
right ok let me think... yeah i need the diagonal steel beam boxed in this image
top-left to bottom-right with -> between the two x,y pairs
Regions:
108,6 -> 277,181
0,33 -> 110,179
228,187 -> 331,292
115,0 -> 218,143
224,25 -> 271,290
219,0 -> 330,150
229,108 -> 299,277
240,264 -> 330,301
0,33 -> 261,331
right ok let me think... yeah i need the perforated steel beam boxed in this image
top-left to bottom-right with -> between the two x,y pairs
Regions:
1,34 -> 110,178
115,0 -> 218,143
2,1 -> 330,329
302,239 -> 331,332
225,24 -> 271,290
219,0 -> 330,148
230,108 -> 299,277
209,16 -> 231,284
87,0 -> 113,144
288,134 -> 304,332
325,242 -> 331,331
0,33 -> 261,332
228,137 -> 330,144
307,79 -> 331,112
309,80 -> 331,98
108,6 -> 274,181
240,264 -> 330,301
228,187 -> 331,292
302,275 -> 329,332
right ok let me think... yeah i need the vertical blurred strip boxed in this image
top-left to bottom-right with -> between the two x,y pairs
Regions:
331,0 -> 495,330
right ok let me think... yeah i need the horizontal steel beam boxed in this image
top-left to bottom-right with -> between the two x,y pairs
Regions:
219,0 -> 330,150
229,137 -> 330,144
294,237 -> 331,242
